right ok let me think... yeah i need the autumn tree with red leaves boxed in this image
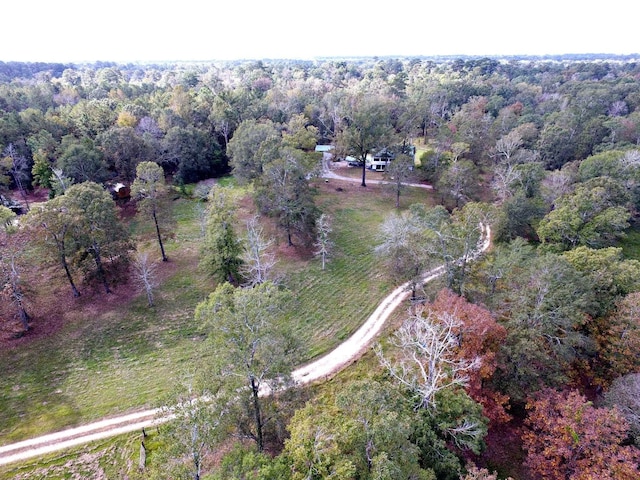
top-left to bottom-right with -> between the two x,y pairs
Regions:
522,388 -> 640,480
430,289 -> 510,424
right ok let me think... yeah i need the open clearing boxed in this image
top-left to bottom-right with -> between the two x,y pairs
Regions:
0,173 -> 437,460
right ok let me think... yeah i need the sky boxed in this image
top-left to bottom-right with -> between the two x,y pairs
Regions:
2,0 -> 638,63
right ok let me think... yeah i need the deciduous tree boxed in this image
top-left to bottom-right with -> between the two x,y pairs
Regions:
334,93 -> 395,187
1,144 -> 31,211
240,216 -> 275,287
0,236 -> 31,333
491,252 -> 592,402
313,213 -> 333,271
0,205 -> 16,232
255,151 -> 318,246
132,251 -> 158,307
63,181 -> 132,294
377,305 -> 481,410
57,139 -> 110,185
376,209 -> 430,301
537,177 -> 631,251
131,161 -> 168,262
412,202 -> 492,294
593,292 -> 640,383
384,153 -> 415,208
227,119 -> 281,184
604,373 -> 640,445
283,379 -> 431,480
195,281 -> 296,452
26,196 -> 81,297
523,388 -> 640,480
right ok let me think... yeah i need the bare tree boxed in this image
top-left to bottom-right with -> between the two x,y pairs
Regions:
2,144 -> 31,212
375,211 -> 429,302
383,154 -> 415,208
490,163 -> 522,202
490,130 -> 523,165
132,251 -> 158,307
376,307 -> 481,410
0,244 -> 30,332
604,373 -> 640,444
241,216 -> 275,286
313,213 -> 333,270
540,167 -> 576,208
50,167 -> 73,195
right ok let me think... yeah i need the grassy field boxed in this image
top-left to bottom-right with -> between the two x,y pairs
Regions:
0,176 -> 436,472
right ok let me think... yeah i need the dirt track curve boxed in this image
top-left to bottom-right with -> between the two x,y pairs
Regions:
0,170 -> 489,467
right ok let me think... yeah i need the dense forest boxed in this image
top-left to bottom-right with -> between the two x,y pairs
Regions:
1,55 -> 640,479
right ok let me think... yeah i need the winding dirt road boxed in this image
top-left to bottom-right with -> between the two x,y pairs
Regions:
0,171 -> 489,467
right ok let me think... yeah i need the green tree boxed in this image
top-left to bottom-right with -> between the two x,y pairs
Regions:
58,139 -> 110,184
537,177 -> 631,251
131,161 -> 168,262
282,379 -> 433,480
162,125 -> 225,184
97,126 -> 149,181
30,150 -> 54,191
255,151 -> 318,246
195,281 -> 296,452
227,119 -> 281,184
282,113 -> 320,152
26,196 -> 81,297
563,246 -> 640,317
494,193 -> 546,242
412,202 -> 492,294
0,205 -> 16,232
491,251 -> 592,402
63,181 -> 132,294
334,93 -> 395,187
201,186 -> 243,284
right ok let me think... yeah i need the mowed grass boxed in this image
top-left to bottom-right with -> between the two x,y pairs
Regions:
284,178 -> 435,360
0,196 -> 213,445
0,177 -> 435,451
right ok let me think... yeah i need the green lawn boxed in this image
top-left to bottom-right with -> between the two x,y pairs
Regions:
0,179 -> 435,459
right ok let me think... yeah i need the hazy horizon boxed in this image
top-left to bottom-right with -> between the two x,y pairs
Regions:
3,0 -> 638,63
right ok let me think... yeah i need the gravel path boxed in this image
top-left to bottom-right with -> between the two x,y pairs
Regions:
0,171 -> 488,466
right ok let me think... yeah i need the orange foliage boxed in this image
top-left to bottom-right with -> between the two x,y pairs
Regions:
523,389 -> 640,480
429,289 -> 510,424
